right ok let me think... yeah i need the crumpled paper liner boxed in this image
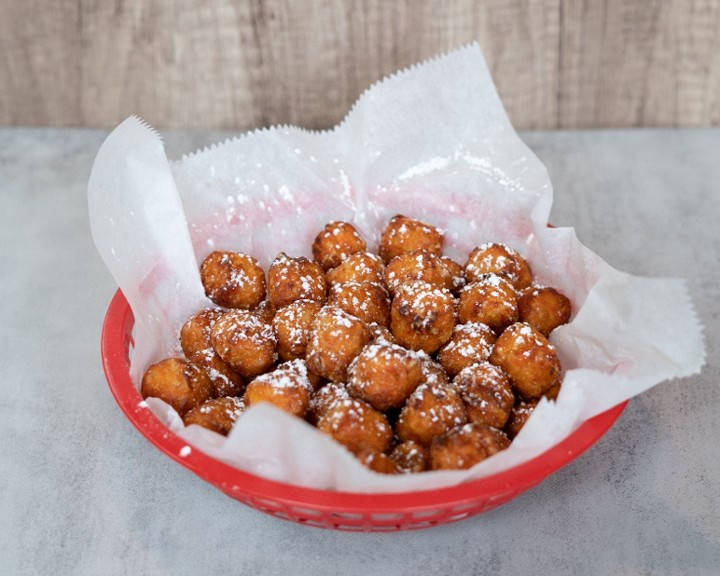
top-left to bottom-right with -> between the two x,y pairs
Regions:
88,44 -> 705,493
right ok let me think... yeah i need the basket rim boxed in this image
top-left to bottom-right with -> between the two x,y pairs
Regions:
102,288 -> 627,513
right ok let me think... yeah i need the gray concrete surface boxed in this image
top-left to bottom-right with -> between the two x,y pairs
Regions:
1,127 -> 718,575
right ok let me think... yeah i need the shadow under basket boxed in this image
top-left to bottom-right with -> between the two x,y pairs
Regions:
101,289 -> 627,532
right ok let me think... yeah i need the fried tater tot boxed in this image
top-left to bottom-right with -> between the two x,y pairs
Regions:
457,273 -> 519,334
429,423 -> 510,470
244,360 -> 313,417
141,357 -> 214,416
252,299 -> 277,324
307,381 -> 350,425
413,351 -> 450,386
440,255 -> 466,295
465,242 -> 532,290
328,281 -> 391,327
200,251 -> 266,309
210,310 -> 278,378
267,252 -> 327,309
317,397 -> 393,454
347,342 -> 423,411
325,251 -> 386,287
436,322 -> 497,378
489,322 -> 561,399
312,221 -> 367,271
384,249 -> 453,296
390,440 -> 429,473
182,396 -> 245,436
271,299 -> 323,361
505,399 -> 539,439
367,321 -> 397,345
395,382 -> 468,446
187,350 -> 245,399
180,308 -> 245,397
354,449 -> 399,474
453,361 -> 515,429
180,308 -> 224,357
390,281 -> 456,354
305,305 -> 373,382
517,285 -> 572,337
377,214 -> 443,263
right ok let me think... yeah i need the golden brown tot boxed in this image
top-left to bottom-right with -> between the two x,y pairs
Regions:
312,221 -> 367,271
440,255 -> 466,295
252,299 -> 277,324
489,322 -> 561,399
182,396 -> 245,436
271,299 -> 323,360
457,273 -> 519,334
517,285 -> 572,337
267,253 -> 327,309
244,361 -> 313,418
395,382 -> 468,446
328,281 -> 391,327
187,350 -> 245,398
305,305 -> 373,382
390,441 -> 429,473
377,214 -> 443,263
353,449 -> 399,474
384,249 -> 453,295
415,352 -> 450,386
390,281 -> 456,354
180,308 -> 244,397
325,251 -> 386,287
210,310 -> 278,378
316,397 -> 393,454
437,322 -> 497,378
179,308 -> 224,357
200,251 -> 266,309
307,381 -> 350,425
141,357 -> 214,416
366,321 -> 397,345
465,242 -> 532,290
346,342 -> 423,411
429,423 -> 510,470
453,362 -> 515,429
505,399 -> 539,439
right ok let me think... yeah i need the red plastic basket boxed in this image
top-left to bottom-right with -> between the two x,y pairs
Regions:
101,289 -> 627,531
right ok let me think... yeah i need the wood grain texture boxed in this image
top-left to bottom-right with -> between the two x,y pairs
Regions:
559,0 -> 720,128
0,0 -> 718,130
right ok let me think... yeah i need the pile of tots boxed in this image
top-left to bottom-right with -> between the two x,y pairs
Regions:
141,215 -> 571,473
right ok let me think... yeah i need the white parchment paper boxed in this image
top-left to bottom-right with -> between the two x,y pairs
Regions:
88,44 -> 705,492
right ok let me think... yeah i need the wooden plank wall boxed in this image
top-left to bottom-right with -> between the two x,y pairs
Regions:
1,0 -> 719,131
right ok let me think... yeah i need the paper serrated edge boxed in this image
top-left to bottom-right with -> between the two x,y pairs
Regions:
176,42 -> 483,163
